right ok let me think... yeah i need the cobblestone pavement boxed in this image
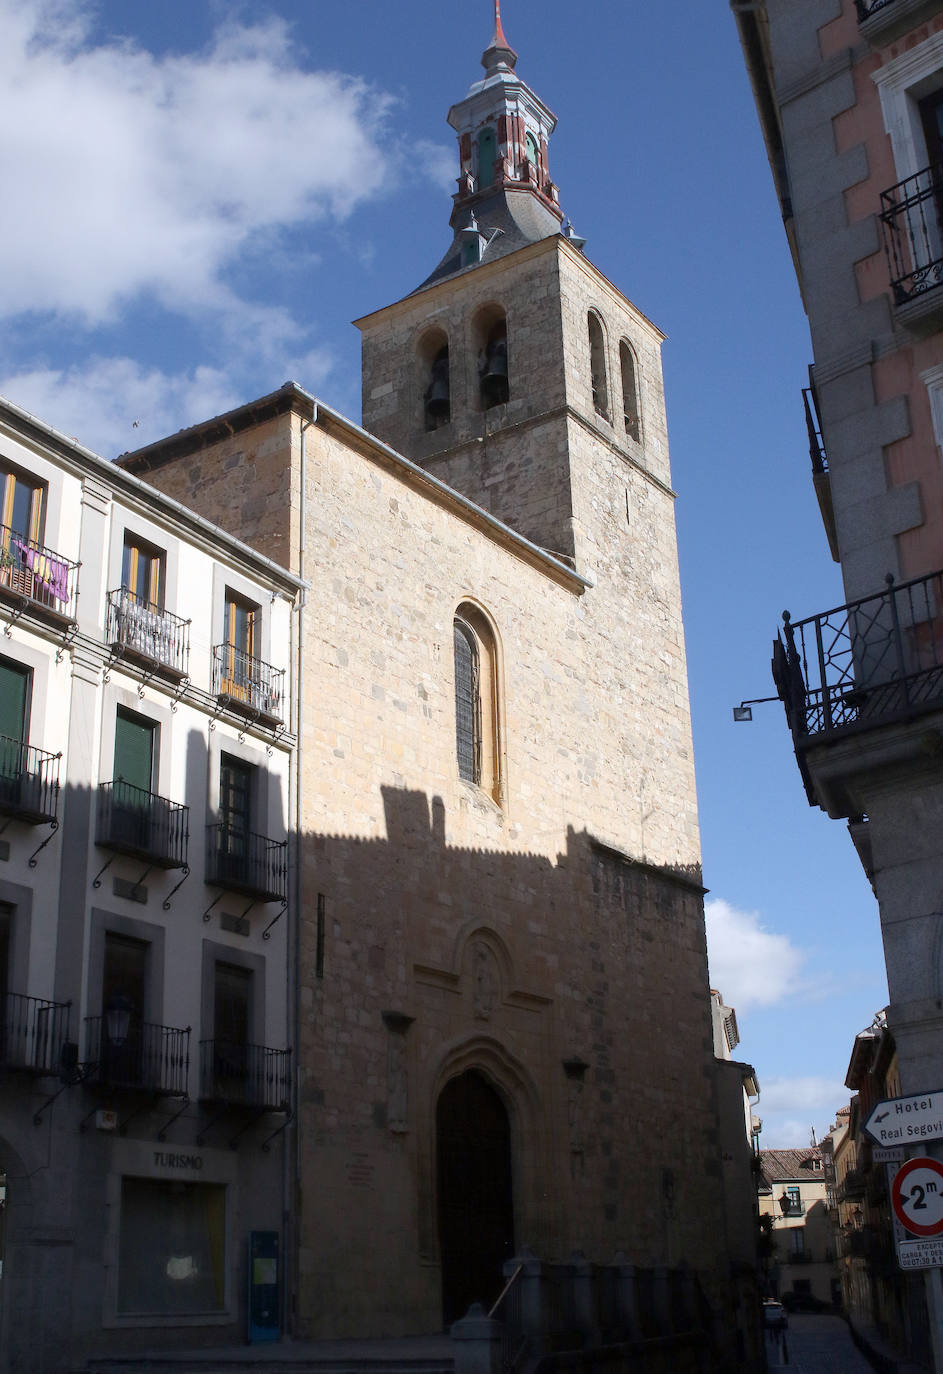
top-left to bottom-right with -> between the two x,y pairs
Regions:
764,1313 -> 889,1372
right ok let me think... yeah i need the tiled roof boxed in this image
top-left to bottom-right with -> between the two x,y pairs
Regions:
758,1147 -> 823,1183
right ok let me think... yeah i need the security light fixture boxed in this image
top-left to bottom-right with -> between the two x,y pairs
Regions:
732,695 -> 781,723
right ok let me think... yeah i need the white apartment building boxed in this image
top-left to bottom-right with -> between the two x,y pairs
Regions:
0,395 -> 302,1373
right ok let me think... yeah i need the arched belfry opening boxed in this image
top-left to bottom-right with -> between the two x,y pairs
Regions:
436,1069 -> 514,1324
475,306 -> 509,411
419,328 -> 451,431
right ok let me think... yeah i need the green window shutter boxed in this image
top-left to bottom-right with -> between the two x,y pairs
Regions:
114,711 -> 155,793
478,128 -> 496,188
0,660 -> 29,742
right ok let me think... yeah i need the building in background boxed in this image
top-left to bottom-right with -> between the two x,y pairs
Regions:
118,10 -> 741,1362
757,1147 -> 838,1308
711,990 -> 764,1371
732,0 -> 943,1361
0,396 -> 302,1372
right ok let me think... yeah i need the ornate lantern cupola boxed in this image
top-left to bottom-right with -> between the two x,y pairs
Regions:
416,1 -> 572,290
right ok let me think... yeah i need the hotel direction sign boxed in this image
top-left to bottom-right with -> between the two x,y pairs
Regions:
864,1092 -> 943,1146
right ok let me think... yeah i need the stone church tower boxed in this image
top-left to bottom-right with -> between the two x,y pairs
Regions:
120,5 -> 732,1353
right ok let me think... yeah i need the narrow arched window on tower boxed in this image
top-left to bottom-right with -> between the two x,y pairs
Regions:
619,340 -> 640,442
588,313 -> 609,421
525,132 -> 539,182
453,605 -> 503,802
478,127 -> 497,189
424,345 -> 451,431
475,306 -> 509,410
419,327 -> 451,432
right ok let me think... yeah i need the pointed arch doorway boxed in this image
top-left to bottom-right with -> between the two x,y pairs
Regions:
436,1069 -> 515,1325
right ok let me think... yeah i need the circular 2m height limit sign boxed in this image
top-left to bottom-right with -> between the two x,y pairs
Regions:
892,1157 -> 943,1236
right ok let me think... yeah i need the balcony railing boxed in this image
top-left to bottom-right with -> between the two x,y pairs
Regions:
855,0 -> 896,17
0,525 -> 79,621
880,164 -> 943,304
840,1167 -> 868,1202
205,824 -> 288,901
84,1017 -> 189,1095
199,1039 -> 291,1110
779,1201 -> 806,1218
97,780 -> 189,869
106,589 -> 190,679
2,992 -> 71,1074
776,569 -> 943,742
0,736 -> 60,824
803,386 -> 827,475
212,644 -> 284,724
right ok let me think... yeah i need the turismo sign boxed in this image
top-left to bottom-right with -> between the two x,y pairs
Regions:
864,1092 -> 943,1145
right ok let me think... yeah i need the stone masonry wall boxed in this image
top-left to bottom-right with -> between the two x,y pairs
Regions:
131,338 -> 722,1340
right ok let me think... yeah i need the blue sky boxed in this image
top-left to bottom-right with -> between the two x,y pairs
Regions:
0,0 -> 888,1146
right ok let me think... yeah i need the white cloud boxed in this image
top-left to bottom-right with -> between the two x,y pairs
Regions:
0,357 -> 245,456
705,897 -> 807,1012
0,0 -> 402,325
755,1075 -> 850,1149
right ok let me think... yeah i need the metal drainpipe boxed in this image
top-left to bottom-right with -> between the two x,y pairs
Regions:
283,410 -> 313,1339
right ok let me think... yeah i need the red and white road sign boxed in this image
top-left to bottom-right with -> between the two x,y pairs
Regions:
891,1157 -> 943,1237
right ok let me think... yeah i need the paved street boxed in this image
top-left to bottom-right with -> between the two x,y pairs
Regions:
765,1313 -> 893,1372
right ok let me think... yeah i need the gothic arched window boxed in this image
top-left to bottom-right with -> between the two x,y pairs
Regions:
588,312 -> 610,421
453,620 -> 480,784
453,604 -> 503,802
619,340 -> 640,442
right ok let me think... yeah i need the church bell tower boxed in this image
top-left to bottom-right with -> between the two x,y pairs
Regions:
356,2 -> 673,573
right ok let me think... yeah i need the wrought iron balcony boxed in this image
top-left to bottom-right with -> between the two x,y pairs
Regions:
106,589 -> 190,679
0,736 -> 60,824
803,387 -> 827,476
205,823 -> 287,901
778,1201 -> 806,1218
855,0 -> 895,18
2,992 -> 71,1074
97,780 -> 189,869
212,643 -> 284,724
880,164 -> 943,305
199,1039 -> 291,1110
84,1017 -> 190,1095
775,569 -> 943,743
0,524 -> 79,622
840,1167 -> 867,1202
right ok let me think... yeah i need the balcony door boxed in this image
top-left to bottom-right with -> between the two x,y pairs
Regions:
222,592 -> 257,703
112,709 -> 156,850
122,536 -> 163,610
214,960 -> 252,1099
102,932 -> 148,1086
218,753 -> 253,885
1,466 -> 45,600
0,659 -> 30,807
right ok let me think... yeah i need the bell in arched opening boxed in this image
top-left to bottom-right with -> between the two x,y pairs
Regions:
424,345 -> 451,430
478,323 -> 509,410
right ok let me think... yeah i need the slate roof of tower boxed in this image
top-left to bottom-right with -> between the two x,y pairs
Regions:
414,189 -> 564,292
